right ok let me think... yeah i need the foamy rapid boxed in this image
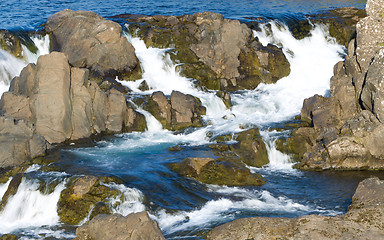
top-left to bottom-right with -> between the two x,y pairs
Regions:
154,186 -> 314,234
0,34 -> 50,97
0,178 -> 66,234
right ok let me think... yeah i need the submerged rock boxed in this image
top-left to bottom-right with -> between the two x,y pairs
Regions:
169,157 -> 265,187
127,12 -> 290,91
75,212 -> 165,240
45,9 -> 141,81
208,177 -> 384,239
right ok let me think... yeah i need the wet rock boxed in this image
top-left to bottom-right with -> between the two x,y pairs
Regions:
170,90 -> 206,130
138,80 -> 149,91
168,145 -> 182,151
127,12 -> 290,91
145,90 -> 206,131
208,177 -> 384,240
75,212 -> 166,240
45,9 -> 140,81
169,157 -> 265,187
57,175 -> 120,225
216,91 -> 232,109
230,128 -> 269,167
0,234 -> 19,240
0,30 -> 23,58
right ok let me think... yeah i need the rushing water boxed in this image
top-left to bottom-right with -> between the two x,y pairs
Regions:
0,0 -> 379,239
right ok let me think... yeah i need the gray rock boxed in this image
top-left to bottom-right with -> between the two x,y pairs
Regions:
170,90 -> 206,130
0,116 -> 47,168
34,52 -> 72,144
75,212 -> 166,240
366,0 -> 384,18
46,9 -> 139,79
208,177 -> 384,240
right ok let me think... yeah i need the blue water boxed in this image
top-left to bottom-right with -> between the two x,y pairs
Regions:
1,0 -> 366,30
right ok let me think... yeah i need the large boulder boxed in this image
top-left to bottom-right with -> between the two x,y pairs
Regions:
0,52 -> 146,146
74,212 -> 165,240
126,12 -> 290,91
45,9 -> 140,80
207,177 -> 384,240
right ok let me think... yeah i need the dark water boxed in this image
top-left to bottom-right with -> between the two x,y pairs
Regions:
1,0 -> 366,30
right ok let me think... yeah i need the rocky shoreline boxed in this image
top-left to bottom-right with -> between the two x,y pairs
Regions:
0,0 -> 384,239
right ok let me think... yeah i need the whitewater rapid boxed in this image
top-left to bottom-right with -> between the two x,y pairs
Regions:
0,21 -> 346,239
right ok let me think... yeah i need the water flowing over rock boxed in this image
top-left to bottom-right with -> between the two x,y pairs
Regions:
126,12 -> 290,91
208,177 -> 384,240
280,0 -> 384,170
45,9 -> 141,81
74,212 -> 165,240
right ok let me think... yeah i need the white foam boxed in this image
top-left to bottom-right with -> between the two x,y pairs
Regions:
0,179 -> 66,234
103,182 -> 146,216
22,34 -> 50,64
154,188 -> 312,234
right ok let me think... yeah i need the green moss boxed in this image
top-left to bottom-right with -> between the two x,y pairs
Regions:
0,234 -> 19,240
57,176 -> 121,225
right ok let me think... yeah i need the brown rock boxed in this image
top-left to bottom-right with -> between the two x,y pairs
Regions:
74,212 -> 166,240
46,9 -> 139,80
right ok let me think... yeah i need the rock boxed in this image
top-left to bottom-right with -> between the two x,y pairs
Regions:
216,91 -> 232,109
127,12 -> 290,91
46,9 -> 140,80
361,49 -> 384,123
208,177 -> 384,240
0,30 -> 23,58
168,145 -> 181,151
74,212 -> 165,240
366,0 -> 384,18
57,176 -> 121,225
169,157 -> 265,187
0,234 -> 19,240
170,90 -> 206,130
1,51 -> 146,146
0,116 -> 47,168
145,91 -> 172,128
145,91 -> 206,131
230,128 -> 269,167
34,52 -> 73,143
138,80 -> 149,91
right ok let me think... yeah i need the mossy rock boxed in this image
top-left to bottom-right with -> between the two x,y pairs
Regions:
0,234 -> 19,240
0,30 -> 24,59
198,161 -> 265,186
275,127 -> 316,161
57,176 -> 121,225
169,157 -> 265,186
230,128 -> 269,167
